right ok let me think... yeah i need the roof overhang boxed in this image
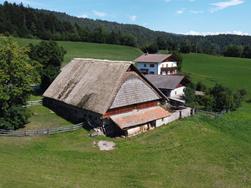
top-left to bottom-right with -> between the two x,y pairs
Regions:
110,106 -> 171,130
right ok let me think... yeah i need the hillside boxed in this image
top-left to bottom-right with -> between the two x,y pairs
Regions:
0,105 -> 250,187
0,38 -> 251,187
182,53 -> 251,95
2,37 -> 251,94
3,37 -> 251,94
0,37 -> 142,64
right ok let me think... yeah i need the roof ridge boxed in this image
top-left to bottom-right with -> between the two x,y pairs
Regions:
73,58 -> 133,64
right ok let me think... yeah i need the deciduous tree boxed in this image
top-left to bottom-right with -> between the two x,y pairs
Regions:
0,39 -> 39,129
28,41 -> 66,92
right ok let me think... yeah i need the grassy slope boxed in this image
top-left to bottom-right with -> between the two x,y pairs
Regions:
0,39 -> 251,187
182,53 -> 251,94
0,104 -> 250,187
0,37 -> 142,64
24,105 -> 70,130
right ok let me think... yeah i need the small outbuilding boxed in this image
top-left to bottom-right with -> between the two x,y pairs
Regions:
43,58 -> 171,137
145,74 -> 188,99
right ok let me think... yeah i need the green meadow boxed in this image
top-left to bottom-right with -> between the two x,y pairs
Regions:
0,37 -> 142,64
0,38 -> 251,187
183,53 -> 251,95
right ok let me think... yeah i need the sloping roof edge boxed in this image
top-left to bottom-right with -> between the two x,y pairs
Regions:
43,58 -> 132,115
134,54 -> 173,63
130,65 -> 169,101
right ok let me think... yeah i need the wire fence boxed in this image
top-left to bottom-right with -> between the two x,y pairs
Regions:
0,123 -> 83,137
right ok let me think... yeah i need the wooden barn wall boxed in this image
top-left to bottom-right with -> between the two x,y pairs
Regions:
43,98 -> 102,128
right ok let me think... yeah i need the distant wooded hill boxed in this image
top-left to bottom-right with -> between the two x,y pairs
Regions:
1,1 -> 251,57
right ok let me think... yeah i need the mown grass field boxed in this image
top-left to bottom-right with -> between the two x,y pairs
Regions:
0,104 -> 250,187
182,53 -> 251,95
0,38 -> 251,187
24,105 -> 70,130
0,37 -> 142,64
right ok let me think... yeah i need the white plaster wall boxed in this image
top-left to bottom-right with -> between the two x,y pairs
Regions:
156,111 -> 180,127
170,86 -> 185,98
127,124 -> 149,137
156,107 -> 192,128
136,62 -> 158,74
125,108 -> 193,136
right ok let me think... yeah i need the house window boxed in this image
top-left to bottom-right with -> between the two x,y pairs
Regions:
144,64 -> 147,67
150,64 -> 155,68
140,69 -> 149,74
149,71 -> 155,74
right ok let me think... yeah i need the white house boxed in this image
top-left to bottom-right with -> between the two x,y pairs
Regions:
145,74 -> 188,99
134,54 -> 178,75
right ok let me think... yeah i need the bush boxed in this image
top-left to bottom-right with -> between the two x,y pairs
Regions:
29,41 -> 66,92
196,81 -> 207,92
209,84 -> 245,112
238,89 -> 247,98
0,106 -> 30,130
184,84 -> 197,108
171,51 -> 183,71
196,95 -> 213,111
184,83 -> 245,113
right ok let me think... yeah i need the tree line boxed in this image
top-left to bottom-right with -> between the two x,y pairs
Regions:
0,2 -> 137,47
1,2 -> 251,58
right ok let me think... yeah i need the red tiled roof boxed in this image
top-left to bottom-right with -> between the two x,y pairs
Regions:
110,106 -> 171,129
134,54 -> 172,63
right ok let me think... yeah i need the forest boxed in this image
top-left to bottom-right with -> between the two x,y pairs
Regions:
0,2 -> 251,58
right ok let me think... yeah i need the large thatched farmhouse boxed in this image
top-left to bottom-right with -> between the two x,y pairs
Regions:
43,58 -> 174,137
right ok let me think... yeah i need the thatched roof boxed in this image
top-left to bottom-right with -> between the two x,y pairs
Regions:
145,75 -> 185,90
110,72 -> 162,109
43,58 -> 164,115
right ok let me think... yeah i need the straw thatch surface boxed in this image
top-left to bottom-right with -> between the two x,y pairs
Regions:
110,72 -> 161,109
43,58 -> 132,114
43,58 -> 163,115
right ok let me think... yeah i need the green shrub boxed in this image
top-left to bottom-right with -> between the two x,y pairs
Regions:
196,81 -> 207,92
0,106 -> 30,130
28,40 -> 66,92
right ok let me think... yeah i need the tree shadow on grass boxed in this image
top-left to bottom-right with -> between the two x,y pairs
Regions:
31,85 -> 44,96
246,99 -> 251,104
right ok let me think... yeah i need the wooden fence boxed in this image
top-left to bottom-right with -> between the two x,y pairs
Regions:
196,110 -> 223,118
0,123 -> 83,137
26,100 -> 42,107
